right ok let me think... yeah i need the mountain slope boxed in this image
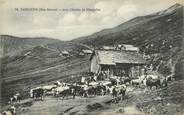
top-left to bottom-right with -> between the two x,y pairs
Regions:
0,35 -> 62,57
73,4 -> 183,48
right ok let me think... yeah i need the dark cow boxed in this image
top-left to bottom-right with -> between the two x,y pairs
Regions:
166,74 -> 174,82
94,85 -> 103,96
71,85 -> 83,97
146,78 -> 161,89
119,85 -> 127,101
87,86 -> 96,96
59,89 -> 73,99
110,79 -> 118,86
112,87 -> 118,103
32,88 -> 45,101
122,77 -> 131,84
161,78 -> 168,87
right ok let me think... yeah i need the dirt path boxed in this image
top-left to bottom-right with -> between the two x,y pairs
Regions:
17,96 -> 114,115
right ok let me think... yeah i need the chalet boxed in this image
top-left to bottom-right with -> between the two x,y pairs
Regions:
79,52 -> 85,56
82,49 -> 93,55
90,50 -> 147,78
61,51 -> 69,57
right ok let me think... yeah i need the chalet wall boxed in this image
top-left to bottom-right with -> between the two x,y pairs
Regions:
99,64 -> 145,78
130,65 -> 145,78
90,55 -> 100,74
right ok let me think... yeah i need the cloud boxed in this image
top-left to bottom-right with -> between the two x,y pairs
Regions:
94,1 -> 119,16
78,12 -> 91,24
59,13 -> 78,26
117,3 -> 138,21
32,15 -> 57,29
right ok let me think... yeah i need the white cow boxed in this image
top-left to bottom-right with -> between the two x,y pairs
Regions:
53,86 -> 70,96
42,85 -> 57,91
101,81 -> 111,86
131,79 -> 142,86
2,111 -> 13,115
89,81 -> 99,86
30,87 -> 42,98
147,75 -> 159,80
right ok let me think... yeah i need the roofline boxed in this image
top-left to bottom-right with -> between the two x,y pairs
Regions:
99,62 -> 147,65
90,49 -> 148,64
96,49 -> 139,52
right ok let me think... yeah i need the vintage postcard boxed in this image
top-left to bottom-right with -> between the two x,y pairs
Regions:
0,0 -> 183,115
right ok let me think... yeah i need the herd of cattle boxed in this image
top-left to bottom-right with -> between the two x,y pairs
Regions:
29,74 -> 173,100
1,74 -> 173,115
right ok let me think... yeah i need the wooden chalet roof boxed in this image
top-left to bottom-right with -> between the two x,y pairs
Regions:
92,50 -> 147,65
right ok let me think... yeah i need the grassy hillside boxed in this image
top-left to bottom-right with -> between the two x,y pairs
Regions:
0,35 -> 61,57
0,37 -> 92,106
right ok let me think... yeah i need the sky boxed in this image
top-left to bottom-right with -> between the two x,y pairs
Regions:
0,0 -> 183,41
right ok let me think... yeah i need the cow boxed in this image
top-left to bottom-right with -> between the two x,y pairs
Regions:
107,86 -> 114,96
9,93 -> 21,104
56,85 -> 78,99
2,111 -> 13,115
2,106 -> 16,115
94,85 -> 106,96
121,77 -> 131,84
131,79 -> 142,87
82,85 -> 90,97
87,86 -> 96,96
166,74 -> 174,82
53,86 -> 70,97
160,78 -> 168,87
42,85 -> 57,95
70,85 -> 83,96
147,75 -> 159,80
145,78 -> 161,89
78,85 -> 101,97
118,84 -> 127,101
59,89 -> 74,100
112,86 -> 118,103
30,88 -> 45,101
111,85 -> 127,103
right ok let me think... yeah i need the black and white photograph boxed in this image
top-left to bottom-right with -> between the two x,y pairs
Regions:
0,0 -> 184,115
